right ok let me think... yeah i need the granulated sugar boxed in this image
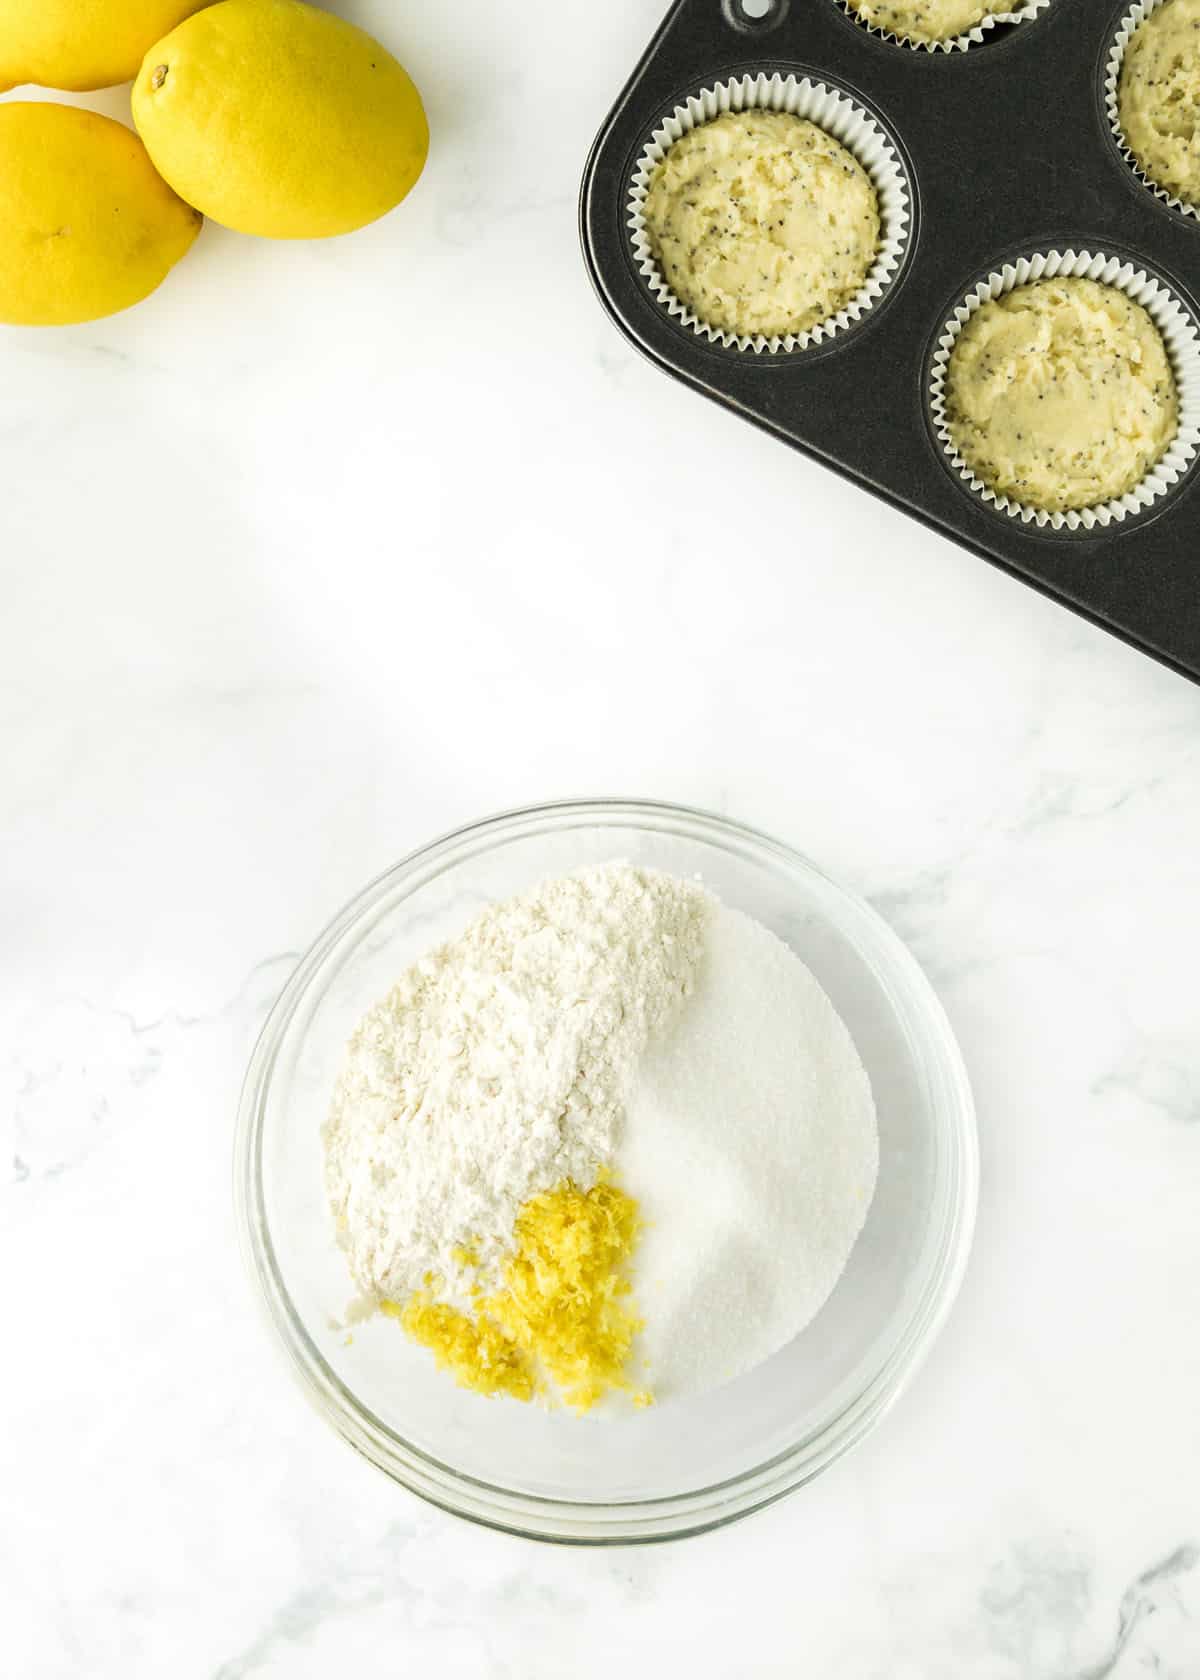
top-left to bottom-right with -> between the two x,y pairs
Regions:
618,901 -> 878,1400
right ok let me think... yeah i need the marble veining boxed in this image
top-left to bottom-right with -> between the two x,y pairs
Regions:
1075,1545 -> 1199,1680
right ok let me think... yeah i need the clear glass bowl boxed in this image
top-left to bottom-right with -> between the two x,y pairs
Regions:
234,799 -> 977,1543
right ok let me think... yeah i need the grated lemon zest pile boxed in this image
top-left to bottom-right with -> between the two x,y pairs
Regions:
387,1178 -> 650,1412
381,1296 -> 534,1401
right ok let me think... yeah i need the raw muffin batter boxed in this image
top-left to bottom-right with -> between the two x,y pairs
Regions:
845,0 -> 1017,42
642,109 -> 879,340
945,277 -> 1178,513
1118,0 -> 1200,207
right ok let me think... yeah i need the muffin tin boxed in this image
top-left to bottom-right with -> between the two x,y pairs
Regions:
580,0 -> 1200,684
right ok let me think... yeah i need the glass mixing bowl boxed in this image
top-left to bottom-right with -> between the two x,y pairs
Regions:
234,799 -> 977,1543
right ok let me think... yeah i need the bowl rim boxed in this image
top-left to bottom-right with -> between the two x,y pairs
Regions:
233,797 -> 978,1544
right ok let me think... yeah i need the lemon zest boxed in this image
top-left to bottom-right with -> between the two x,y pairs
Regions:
387,1178 -> 649,1412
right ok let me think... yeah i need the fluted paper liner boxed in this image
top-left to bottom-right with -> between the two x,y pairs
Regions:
1105,0 -> 1200,222
929,249 -> 1200,531
833,0 -> 1052,53
628,73 -> 911,354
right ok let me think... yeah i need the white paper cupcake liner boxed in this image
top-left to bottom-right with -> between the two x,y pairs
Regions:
833,0 -> 1052,53
627,73 -> 911,354
1105,0 -> 1200,222
929,248 -> 1200,531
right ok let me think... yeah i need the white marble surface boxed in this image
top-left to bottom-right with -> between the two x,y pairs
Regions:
4,2 -> 1199,1673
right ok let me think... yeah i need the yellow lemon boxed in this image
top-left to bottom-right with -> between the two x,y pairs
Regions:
132,0 -> 429,239
0,104 -> 201,326
0,1 -> 211,93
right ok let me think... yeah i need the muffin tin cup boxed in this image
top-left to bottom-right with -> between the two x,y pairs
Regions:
1105,0 -> 1200,223
627,72 -> 912,354
928,248 -> 1200,532
833,0 -> 1053,53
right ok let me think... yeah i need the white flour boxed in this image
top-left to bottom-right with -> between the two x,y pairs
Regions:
618,901 -> 878,1399
324,864 -> 708,1302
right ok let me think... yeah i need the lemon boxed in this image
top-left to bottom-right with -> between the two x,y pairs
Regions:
0,104 -> 201,326
132,0 -> 429,239
0,1 -> 210,93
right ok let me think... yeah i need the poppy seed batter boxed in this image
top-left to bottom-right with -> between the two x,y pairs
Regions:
945,277 -> 1178,514
642,109 -> 879,340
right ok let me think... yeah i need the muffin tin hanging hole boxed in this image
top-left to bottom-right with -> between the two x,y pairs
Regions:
724,0 -> 790,28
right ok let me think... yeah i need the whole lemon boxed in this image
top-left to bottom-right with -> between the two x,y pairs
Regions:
132,0 -> 429,239
0,103 -> 202,326
0,1 -> 211,94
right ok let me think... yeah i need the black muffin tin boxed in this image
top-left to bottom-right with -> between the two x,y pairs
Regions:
580,0 -> 1200,684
